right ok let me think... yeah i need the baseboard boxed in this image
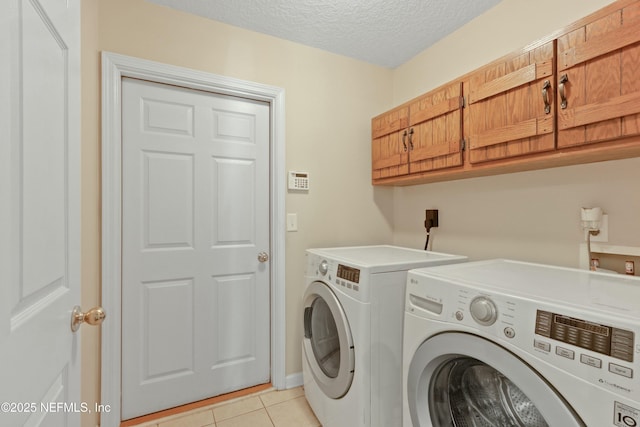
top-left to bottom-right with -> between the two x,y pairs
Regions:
285,372 -> 303,389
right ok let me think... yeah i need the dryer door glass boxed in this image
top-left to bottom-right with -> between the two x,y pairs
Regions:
429,357 -> 548,427
302,281 -> 355,399
309,297 -> 340,378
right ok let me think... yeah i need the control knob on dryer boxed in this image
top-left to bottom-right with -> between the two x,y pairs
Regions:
469,296 -> 498,326
318,260 -> 329,276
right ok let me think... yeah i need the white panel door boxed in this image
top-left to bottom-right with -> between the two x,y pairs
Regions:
121,78 -> 271,419
0,0 -> 81,426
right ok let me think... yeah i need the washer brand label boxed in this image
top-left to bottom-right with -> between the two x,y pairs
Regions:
600,378 -> 633,394
614,401 -> 639,427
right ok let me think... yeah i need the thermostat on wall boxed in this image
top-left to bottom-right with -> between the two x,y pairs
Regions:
288,171 -> 309,191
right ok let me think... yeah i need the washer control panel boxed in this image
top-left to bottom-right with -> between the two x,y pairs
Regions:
405,270 -> 640,396
535,310 -> 634,363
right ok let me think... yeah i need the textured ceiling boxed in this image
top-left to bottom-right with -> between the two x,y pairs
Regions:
146,0 -> 502,68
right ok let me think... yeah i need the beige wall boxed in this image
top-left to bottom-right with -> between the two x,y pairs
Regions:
81,0 -> 640,424
390,0 -> 640,266
82,0 -> 393,423
392,158 -> 640,265
81,0 -> 101,426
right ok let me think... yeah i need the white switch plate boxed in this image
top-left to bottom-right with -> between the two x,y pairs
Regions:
287,213 -> 298,232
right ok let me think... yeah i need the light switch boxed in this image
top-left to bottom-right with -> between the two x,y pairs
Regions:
287,213 -> 298,232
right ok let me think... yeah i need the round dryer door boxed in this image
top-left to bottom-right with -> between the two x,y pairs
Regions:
303,281 -> 355,399
407,333 -> 585,427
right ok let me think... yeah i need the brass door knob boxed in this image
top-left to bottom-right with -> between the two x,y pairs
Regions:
258,252 -> 269,263
71,306 -> 106,332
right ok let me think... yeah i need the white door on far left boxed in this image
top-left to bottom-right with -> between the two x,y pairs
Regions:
0,0 -> 82,426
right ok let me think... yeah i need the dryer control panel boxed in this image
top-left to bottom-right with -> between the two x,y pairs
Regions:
305,253 -> 370,302
337,264 -> 360,284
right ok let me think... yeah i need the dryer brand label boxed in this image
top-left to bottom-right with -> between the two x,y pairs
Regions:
614,401 -> 639,427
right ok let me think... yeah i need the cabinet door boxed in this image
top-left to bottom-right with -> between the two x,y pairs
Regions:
557,3 -> 640,148
408,82 -> 464,173
372,106 -> 409,180
468,41 -> 555,163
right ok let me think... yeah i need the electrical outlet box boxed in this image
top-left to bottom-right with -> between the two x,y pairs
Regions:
425,209 -> 439,230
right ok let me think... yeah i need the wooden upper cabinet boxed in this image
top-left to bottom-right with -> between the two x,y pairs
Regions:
557,2 -> 640,148
467,41 -> 556,163
371,105 -> 409,180
408,82 -> 464,173
371,82 -> 464,183
371,1 -> 640,186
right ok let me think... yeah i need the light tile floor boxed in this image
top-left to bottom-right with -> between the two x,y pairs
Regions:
130,387 -> 320,427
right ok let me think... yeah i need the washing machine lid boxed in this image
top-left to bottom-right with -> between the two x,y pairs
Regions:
306,245 -> 467,273
407,332 -> 584,427
409,259 -> 640,317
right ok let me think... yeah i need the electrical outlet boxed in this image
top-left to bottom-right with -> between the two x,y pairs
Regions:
425,209 -> 439,230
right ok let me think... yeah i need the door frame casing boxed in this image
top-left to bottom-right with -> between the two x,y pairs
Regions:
100,51 -> 286,427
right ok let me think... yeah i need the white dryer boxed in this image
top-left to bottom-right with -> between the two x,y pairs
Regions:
303,245 -> 468,427
403,259 -> 640,427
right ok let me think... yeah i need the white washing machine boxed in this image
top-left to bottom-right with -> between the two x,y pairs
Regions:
403,259 -> 640,427
303,245 -> 468,427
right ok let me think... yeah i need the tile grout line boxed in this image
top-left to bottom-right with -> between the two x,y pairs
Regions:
214,391 -> 270,426
148,387 -> 309,427
259,394 -> 277,427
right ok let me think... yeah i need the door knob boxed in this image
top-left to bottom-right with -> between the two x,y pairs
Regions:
258,252 -> 269,263
71,306 -> 106,332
